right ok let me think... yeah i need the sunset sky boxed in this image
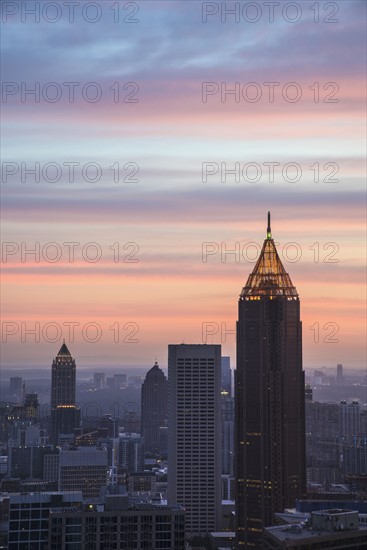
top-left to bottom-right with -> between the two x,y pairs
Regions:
1,0 -> 366,371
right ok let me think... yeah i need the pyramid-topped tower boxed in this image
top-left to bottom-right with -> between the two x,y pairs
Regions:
235,213 -> 306,547
241,212 -> 298,298
57,340 -> 72,357
50,342 -> 79,444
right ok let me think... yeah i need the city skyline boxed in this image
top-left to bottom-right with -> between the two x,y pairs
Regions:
2,206 -> 366,369
2,1 -> 366,370
1,3 -> 366,549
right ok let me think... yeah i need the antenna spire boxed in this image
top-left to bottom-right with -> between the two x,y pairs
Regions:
267,211 -> 272,239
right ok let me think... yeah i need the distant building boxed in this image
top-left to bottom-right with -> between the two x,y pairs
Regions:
43,452 -> 60,482
141,361 -> 168,455
6,491 -> 83,550
340,401 -> 361,438
0,455 -> 7,475
306,402 -> 340,439
22,393 -> 39,422
305,384 -> 313,402
128,472 -> 157,493
128,375 -> 142,388
50,342 -> 80,444
221,356 -> 231,395
118,433 -> 144,474
59,446 -> 108,499
221,395 -> 234,476
48,497 -> 185,550
73,426 -> 108,447
337,364 -> 344,386
297,499 -> 367,516
306,401 -> 341,485
158,425 -> 168,456
342,436 -> 367,476
8,445 -> 58,480
314,370 -> 325,386
221,474 -> 235,501
99,413 -> 119,438
168,344 -> 222,536
93,372 -> 106,390
263,509 -> 367,549
8,421 -> 42,447
209,531 -> 235,549
113,373 -> 127,389
121,404 -> 141,434
9,377 -> 23,402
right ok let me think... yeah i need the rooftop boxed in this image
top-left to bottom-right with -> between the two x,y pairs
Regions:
56,341 -> 72,357
264,509 -> 367,546
241,212 -> 298,298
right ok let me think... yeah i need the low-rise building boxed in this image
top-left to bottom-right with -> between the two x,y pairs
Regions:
263,509 -> 367,549
59,446 -> 108,499
6,491 -> 83,549
48,496 -> 185,549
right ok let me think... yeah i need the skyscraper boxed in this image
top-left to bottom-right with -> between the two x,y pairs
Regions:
50,342 -> 80,444
168,344 -> 222,537
141,361 -> 168,455
336,363 -> 344,385
23,393 -> 39,422
10,376 -> 23,402
118,432 -> 144,474
235,213 -> 306,547
305,401 -> 340,485
59,446 -> 108,499
93,372 -> 106,390
339,400 -> 361,438
221,356 -> 232,395
221,394 -> 234,476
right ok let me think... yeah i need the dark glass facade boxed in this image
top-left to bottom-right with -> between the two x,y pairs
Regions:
50,342 -> 79,444
141,361 -> 168,455
235,215 -> 306,547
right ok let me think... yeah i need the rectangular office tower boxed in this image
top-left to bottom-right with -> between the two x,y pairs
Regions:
235,214 -> 306,547
168,344 -> 222,537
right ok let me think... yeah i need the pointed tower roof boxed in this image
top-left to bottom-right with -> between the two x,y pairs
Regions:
145,360 -> 166,380
241,212 -> 298,298
147,360 -> 160,373
57,340 -> 72,357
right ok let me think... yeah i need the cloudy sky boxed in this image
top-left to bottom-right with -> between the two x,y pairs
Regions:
1,0 -> 366,370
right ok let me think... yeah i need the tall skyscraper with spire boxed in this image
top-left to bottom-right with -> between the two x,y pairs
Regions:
235,213 -> 306,547
50,342 -> 80,444
141,361 -> 168,455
